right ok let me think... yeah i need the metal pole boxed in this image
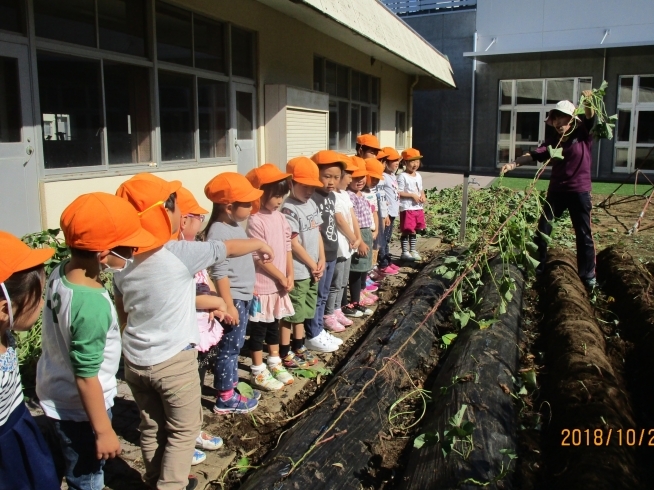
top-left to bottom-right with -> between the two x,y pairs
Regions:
460,172 -> 469,242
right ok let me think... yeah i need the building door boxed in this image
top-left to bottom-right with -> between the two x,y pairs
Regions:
0,41 -> 39,236
233,83 -> 257,175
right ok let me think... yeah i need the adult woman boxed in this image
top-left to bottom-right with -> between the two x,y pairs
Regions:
502,90 -> 596,287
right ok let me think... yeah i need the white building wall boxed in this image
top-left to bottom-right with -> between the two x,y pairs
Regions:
475,0 -> 654,55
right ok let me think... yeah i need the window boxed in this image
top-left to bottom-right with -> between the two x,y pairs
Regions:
198,79 -> 228,158
496,77 -> 592,167
156,2 -> 192,66
615,76 -> 654,172
0,57 -> 21,142
231,27 -> 254,79
34,0 -> 97,47
315,57 -> 380,151
194,16 -> 226,73
99,0 -> 148,57
158,71 -> 194,161
396,111 -> 406,149
0,0 -> 25,34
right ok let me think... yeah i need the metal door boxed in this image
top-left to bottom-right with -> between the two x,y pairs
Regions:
0,41 -> 40,236
232,83 -> 257,175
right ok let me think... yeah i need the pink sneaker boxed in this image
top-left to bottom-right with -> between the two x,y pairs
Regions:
359,295 -> 375,307
389,264 -> 401,271
380,266 -> 399,276
365,290 -> 379,301
369,270 -> 385,281
324,314 -> 345,332
334,309 -> 353,326
365,283 -> 379,293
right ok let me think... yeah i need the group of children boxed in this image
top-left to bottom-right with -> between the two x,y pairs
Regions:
0,134 -> 426,490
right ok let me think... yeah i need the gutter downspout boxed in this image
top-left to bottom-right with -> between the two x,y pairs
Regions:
469,31 -> 477,172
597,47 -> 607,179
408,75 -> 419,148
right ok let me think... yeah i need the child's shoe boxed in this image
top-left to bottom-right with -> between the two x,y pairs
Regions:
324,314 -> 346,332
359,295 -> 375,307
294,346 -> 319,365
252,368 -> 284,391
410,251 -> 423,261
365,281 -> 379,293
270,363 -> 294,385
282,352 -> 310,369
325,331 -> 343,346
342,304 -> 364,318
234,382 -> 261,400
191,449 -> 206,465
380,265 -> 399,275
354,303 -> 373,316
389,263 -> 401,272
362,290 -> 379,302
213,392 -> 258,414
334,309 -> 353,326
369,270 -> 385,282
196,431 -> 223,450
400,251 -> 414,261
305,331 -> 338,353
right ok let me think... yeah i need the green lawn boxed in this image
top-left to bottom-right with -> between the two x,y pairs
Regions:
491,177 -> 654,196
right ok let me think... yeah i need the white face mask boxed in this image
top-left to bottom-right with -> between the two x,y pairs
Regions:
100,250 -> 134,274
1,282 -> 14,329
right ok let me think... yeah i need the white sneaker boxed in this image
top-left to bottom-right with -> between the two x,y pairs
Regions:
325,331 -> 343,345
411,251 -> 423,261
192,449 -> 206,465
196,431 -> 223,450
305,331 -> 339,353
252,367 -> 284,391
401,252 -> 414,261
269,362 -> 294,385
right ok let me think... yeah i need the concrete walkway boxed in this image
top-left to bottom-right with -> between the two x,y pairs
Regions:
420,171 -> 495,191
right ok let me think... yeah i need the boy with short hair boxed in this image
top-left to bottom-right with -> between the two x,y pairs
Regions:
37,192 -> 157,490
112,173 -> 274,490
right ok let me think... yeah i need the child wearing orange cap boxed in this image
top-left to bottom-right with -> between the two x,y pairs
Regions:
398,149 -> 426,261
36,192 -> 157,489
176,187 -> 227,460
345,157 -> 375,317
356,133 -> 382,160
245,164 -> 295,390
279,157 -> 325,368
0,231 -> 59,490
203,172 -> 267,414
379,147 -> 402,273
113,173 -> 273,489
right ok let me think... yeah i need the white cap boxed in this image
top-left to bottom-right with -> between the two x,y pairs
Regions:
545,100 -> 580,125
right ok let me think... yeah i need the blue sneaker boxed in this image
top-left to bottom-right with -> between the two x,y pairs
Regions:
191,449 -> 206,465
233,383 -> 261,400
213,393 -> 258,414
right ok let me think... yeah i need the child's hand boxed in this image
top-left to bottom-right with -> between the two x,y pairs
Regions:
372,229 -> 378,240
384,216 -> 391,227
418,194 -> 426,204
209,300 -> 226,322
224,303 -> 239,325
96,429 -> 121,460
285,277 -> 294,292
350,238 -> 361,250
258,243 -> 275,263
412,193 -> 421,202
358,242 -> 370,257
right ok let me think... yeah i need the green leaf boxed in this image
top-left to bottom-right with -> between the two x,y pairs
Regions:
293,369 -> 317,379
599,80 -> 609,93
236,382 -> 254,399
450,404 -> 468,427
444,256 -> 459,264
414,431 -> 439,449
441,333 -> 458,346
500,448 -> 518,460
521,369 -> 538,390
477,318 -> 499,330
236,456 -> 250,474
526,241 -> 539,254
548,145 -> 564,160
459,311 -> 471,328
443,270 -> 456,280
313,367 -> 332,376
538,231 -> 552,245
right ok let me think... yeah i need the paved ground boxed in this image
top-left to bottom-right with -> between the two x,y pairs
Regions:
420,171 -> 495,191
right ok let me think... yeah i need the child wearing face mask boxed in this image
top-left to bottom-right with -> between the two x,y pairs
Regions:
36,192 -> 157,490
0,231 -> 59,490
204,173 -> 264,414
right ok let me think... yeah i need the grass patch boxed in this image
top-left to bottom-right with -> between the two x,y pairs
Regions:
492,177 -> 654,196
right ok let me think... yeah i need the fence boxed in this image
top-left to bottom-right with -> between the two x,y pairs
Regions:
382,0 -> 476,15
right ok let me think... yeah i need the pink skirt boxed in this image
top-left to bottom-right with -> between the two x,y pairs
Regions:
195,313 -> 224,353
249,292 -> 295,323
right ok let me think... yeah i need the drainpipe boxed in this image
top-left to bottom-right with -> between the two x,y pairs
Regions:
408,75 -> 419,148
468,31 -> 477,172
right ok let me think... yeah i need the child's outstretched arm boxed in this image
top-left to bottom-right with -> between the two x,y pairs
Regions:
224,239 -> 274,263
76,376 -> 121,460
215,277 -> 238,325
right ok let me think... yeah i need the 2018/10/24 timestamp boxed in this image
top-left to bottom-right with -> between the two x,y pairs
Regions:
561,428 -> 654,447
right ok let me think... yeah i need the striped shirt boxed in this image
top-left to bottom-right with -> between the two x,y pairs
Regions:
0,332 -> 23,427
348,190 -> 373,229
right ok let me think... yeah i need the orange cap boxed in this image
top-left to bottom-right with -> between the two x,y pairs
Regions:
286,157 -> 324,187
356,134 -> 381,150
177,187 -> 209,216
205,172 -> 263,205
382,147 -> 401,161
61,192 -> 157,252
245,164 -> 291,189
311,150 -> 348,171
0,231 -> 54,284
365,158 -> 384,180
376,149 -> 388,160
350,156 -> 368,178
402,148 -> 423,161
116,173 -> 182,252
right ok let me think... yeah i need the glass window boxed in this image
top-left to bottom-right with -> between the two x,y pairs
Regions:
617,110 -> 631,142
371,77 -> 379,105
579,78 -> 592,95
158,71 -> 194,161
325,61 -> 337,97
637,111 -> 654,144
498,145 -> 510,164
615,148 -> 629,168
231,27 -> 254,79
360,74 -> 369,103
34,0 -> 96,47
313,57 -> 324,92
635,147 -> 654,170
0,0 -> 24,34
235,91 -> 253,140
546,79 -> 574,104
361,106 -> 370,134
337,65 -> 348,98
516,80 -> 542,105
619,77 -> 633,104
338,101 -> 348,150
500,81 -> 512,105
155,2 -> 192,67
638,77 -> 654,104
371,111 -> 378,137
98,0 -> 147,57
198,78 -> 228,158
194,15 -> 225,73
515,112 -> 540,141
396,111 -> 406,148
0,57 -> 21,142
104,62 -> 151,164
350,104 -> 359,149
351,71 -> 360,102
38,53 -> 103,169
328,101 -> 337,149
499,111 -> 511,141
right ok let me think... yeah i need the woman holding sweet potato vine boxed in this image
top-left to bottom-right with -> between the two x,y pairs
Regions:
501,90 -> 597,288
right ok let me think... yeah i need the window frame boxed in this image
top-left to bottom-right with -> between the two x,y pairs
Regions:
614,75 -> 654,173
395,110 -> 406,149
27,0 -> 256,179
496,77 -> 592,169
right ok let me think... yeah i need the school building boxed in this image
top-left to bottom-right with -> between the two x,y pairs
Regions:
385,0 -> 654,180
0,0 -> 454,237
